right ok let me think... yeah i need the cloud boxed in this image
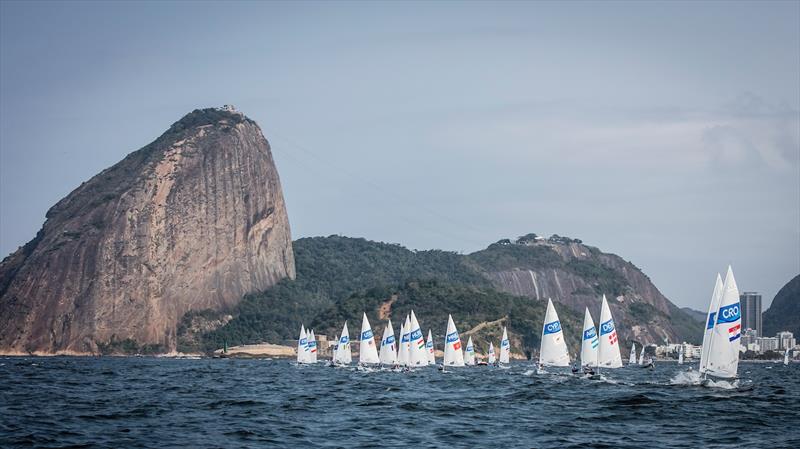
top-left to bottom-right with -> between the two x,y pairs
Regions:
428,93 -> 799,173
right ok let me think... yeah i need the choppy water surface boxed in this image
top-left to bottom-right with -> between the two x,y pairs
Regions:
1,357 -> 799,448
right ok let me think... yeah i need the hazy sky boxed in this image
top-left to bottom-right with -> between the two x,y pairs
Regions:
1,1 -> 798,310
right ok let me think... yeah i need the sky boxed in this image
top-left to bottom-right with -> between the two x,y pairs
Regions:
1,1 -> 798,311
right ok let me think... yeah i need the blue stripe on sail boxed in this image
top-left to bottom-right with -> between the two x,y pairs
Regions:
600,320 -> 614,336
729,334 -> 741,342
706,312 -> 716,330
543,321 -> 562,335
717,303 -> 740,324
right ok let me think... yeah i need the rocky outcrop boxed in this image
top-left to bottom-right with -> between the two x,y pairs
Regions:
763,274 -> 800,336
0,108 -> 295,354
472,240 -> 700,345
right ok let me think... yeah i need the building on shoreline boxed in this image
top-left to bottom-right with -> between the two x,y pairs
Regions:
740,292 -> 763,337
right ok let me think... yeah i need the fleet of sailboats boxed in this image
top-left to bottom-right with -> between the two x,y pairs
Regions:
292,269 -> 753,385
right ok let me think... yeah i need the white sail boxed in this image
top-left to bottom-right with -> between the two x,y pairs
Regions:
598,295 -> 623,369
464,336 -> 476,366
539,298 -> 570,367
359,313 -> 380,365
443,314 -> 465,366
638,346 -> 645,365
426,330 -> 436,365
580,308 -> 598,368
785,349 -> 790,366
699,273 -> 724,373
677,345 -> 684,365
397,316 -> 411,366
379,320 -> 398,366
297,325 -> 310,364
334,321 -> 352,365
499,326 -> 510,364
308,330 -> 318,363
408,311 -> 428,367
704,266 -> 741,379
629,343 -> 636,365
488,342 -> 496,364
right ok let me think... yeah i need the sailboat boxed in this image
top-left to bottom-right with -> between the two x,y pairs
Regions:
333,321 -> 352,366
784,349 -> 790,366
699,273 -> 724,374
308,330 -> 318,363
408,311 -> 429,367
443,314 -> 465,367
580,308 -> 599,371
397,316 -> 410,367
539,298 -> 570,368
359,313 -> 380,366
701,266 -> 741,380
487,342 -> 496,365
598,295 -> 623,369
379,320 -> 398,366
638,346 -> 645,365
426,330 -> 436,365
464,336 -> 476,366
499,326 -> 511,366
677,345 -> 684,365
297,325 -> 311,364
629,343 -> 637,365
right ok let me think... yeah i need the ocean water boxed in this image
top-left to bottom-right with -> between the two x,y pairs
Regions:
1,357 -> 798,448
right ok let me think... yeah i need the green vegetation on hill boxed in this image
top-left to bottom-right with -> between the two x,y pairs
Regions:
310,279 -> 582,356
178,236 -> 490,352
763,274 -> 800,336
178,234 -> 697,353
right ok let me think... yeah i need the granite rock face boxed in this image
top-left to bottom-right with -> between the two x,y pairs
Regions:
0,108 -> 295,354
475,241 -> 699,345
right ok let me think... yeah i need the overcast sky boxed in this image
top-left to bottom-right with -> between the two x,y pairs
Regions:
1,1 -> 798,310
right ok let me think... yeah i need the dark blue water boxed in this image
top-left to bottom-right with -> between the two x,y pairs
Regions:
1,357 -> 799,448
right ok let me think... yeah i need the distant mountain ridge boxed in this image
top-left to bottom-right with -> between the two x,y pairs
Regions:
182,234 -> 702,355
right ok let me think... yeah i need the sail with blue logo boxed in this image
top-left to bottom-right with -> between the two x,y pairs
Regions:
359,313 -> 380,365
379,320 -> 398,366
704,266 -> 741,379
443,314 -> 465,366
334,321 -> 352,365
488,342 -> 496,365
464,336 -> 476,366
629,343 -> 637,365
699,273 -> 723,374
540,298 -> 570,366
426,329 -> 436,365
499,326 -> 510,364
398,315 -> 411,367
580,308 -> 599,368
598,295 -> 623,368
308,329 -> 318,363
408,311 -> 428,367
297,325 -> 311,364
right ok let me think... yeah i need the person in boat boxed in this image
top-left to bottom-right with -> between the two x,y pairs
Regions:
571,362 -> 579,374
582,365 -> 595,376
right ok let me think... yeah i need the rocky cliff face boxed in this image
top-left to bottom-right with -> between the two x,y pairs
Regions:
0,108 -> 295,354
763,274 -> 800,336
471,239 -> 700,345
